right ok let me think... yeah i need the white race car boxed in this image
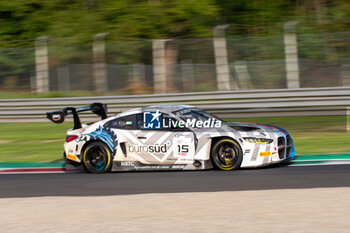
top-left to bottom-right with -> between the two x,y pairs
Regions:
47,103 -> 295,173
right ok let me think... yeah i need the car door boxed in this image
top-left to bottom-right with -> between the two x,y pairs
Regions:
135,112 -> 196,165
107,114 -> 144,163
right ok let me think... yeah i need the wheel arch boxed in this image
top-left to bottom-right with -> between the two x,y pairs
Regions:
210,136 -> 243,153
80,139 -> 111,156
209,136 -> 244,170
80,139 -> 113,173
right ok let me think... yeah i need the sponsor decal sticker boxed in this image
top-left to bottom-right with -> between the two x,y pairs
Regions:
121,161 -> 135,166
128,143 -> 168,154
144,110 -> 162,129
174,132 -> 191,137
143,110 -> 221,129
259,151 -> 272,157
173,137 -> 192,157
163,118 -> 221,129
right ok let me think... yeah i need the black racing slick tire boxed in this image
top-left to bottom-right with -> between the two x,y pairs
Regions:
82,141 -> 113,173
211,138 -> 243,171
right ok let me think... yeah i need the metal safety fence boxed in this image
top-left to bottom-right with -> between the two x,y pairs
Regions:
0,31 -> 349,94
1,86 -> 350,123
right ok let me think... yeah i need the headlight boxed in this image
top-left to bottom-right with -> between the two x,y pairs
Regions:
243,137 -> 273,144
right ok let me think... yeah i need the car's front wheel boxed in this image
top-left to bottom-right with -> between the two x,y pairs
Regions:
82,141 -> 113,173
211,138 -> 243,170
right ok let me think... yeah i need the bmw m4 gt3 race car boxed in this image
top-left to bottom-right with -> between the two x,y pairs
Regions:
47,103 -> 295,173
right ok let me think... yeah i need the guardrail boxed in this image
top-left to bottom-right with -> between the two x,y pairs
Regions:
1,86 -> 350,122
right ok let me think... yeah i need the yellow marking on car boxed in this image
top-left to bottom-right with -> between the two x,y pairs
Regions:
77,128 -> 84,133
67,154 -> 78,161
259,151 -> 272,157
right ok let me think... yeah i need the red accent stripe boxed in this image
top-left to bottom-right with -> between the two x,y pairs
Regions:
0,168 -> 65,173
256,124 -> 276,129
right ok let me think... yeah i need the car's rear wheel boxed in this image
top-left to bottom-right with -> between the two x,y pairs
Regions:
82,141 -> 113,173
211,138 -> 243,170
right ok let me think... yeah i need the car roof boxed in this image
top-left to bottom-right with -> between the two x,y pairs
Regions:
116,104 -> 195,117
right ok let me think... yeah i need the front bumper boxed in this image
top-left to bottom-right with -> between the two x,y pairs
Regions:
240,134 -> 295,168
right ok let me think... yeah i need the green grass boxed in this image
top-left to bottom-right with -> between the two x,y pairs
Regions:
0,123 -> 68,162
0,115 -> 349,162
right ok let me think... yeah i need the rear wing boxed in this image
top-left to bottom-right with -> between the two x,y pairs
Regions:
46,102 -> 108,129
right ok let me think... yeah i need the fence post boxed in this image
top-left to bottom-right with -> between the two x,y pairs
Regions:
341,58 -> 350,86
133,64 -> 146,83
57,66 -> 71,92
30,71 -> 36,93
234,60 -> 252,89
284,21 -> 300,89
181,59 -> 195,92
35,36 -> 50,93
153,39 -> 167,93
93,33 -> 109,93
165,40 -> 178,92
213,25 -> 232,91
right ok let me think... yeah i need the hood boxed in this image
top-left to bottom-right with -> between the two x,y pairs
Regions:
226,122 -> 288,134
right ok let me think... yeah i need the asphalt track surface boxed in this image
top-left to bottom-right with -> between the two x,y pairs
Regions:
1,164 -> 350,198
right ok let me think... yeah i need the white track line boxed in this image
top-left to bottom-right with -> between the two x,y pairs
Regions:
290,160 -> 350,166
1,160 -> 350,174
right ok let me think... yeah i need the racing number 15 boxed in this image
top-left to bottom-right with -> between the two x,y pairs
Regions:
177,145 -> 189,153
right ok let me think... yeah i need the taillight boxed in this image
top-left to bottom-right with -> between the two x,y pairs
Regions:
66,135 -> 78,142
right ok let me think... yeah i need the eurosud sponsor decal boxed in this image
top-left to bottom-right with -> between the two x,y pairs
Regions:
128,143 -> 168,154
163,118 -> 222,128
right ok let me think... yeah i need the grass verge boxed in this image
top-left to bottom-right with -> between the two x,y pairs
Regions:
0,123 -> 67,162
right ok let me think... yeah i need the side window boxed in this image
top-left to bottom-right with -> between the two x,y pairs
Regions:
136,114 -> 144,129
108,115 -> 137,130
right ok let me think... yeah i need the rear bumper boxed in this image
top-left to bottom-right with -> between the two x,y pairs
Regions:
64,152 -> 85,171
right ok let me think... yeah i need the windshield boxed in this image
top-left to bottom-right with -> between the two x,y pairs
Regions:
172,108 -> 224,124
